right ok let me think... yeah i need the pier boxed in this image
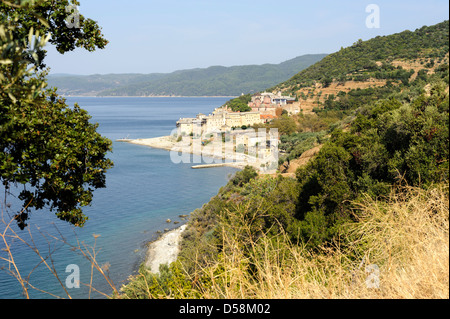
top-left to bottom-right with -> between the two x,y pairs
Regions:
191,163 -> 226,169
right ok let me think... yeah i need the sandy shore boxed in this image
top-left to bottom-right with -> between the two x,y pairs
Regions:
145,224 -> 187,274
122,135 -> 277,172
127,136 -> 176,151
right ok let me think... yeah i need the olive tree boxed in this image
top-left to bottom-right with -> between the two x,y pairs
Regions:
1,0 -> 113,228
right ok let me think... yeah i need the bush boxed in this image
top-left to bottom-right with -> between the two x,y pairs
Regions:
230,166 -> 258,186
120,184 -> 449,299
119,262 -> 200,299
294,82 -> 449,247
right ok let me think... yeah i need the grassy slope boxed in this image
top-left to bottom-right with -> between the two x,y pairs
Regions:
118,183 -> 449,299
191,185 -> 449,299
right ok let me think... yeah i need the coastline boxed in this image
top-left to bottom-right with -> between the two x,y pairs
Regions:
122,135 -> 277,172
123,136 -> 251,169
60,95 -> 237,98
145,224 -> 187,274
128,133 -> 277,273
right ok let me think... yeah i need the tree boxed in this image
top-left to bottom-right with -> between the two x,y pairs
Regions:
225,94 -> 252,112
275,107 -> 283,118
270,114 -> 297,136
0,0 -> 108,69
321,77 -> 332,88
1,0 -> 112,228
230,166 -> 258,187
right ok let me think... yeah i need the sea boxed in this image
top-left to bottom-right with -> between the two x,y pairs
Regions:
0,96 -> 239,299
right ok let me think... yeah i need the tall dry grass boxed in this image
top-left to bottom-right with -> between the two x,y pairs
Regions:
197,184 -> 449,299
1,202 -> 119,299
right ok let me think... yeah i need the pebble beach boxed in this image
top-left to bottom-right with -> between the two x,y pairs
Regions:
145,224 -> 187,274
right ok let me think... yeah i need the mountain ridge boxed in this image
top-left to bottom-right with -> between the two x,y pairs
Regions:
47,54 -> 327,97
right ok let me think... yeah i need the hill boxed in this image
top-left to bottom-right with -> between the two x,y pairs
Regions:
47,54 -> 327,97
267,21 -> 449,113
117,20 -> 449,299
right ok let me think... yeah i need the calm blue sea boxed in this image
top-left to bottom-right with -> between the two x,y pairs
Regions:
0,97 -> 238,299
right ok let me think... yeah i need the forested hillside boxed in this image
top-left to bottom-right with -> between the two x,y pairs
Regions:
47,54 -> 327,96
119,21 -> 449,299
272,21 -> 448,92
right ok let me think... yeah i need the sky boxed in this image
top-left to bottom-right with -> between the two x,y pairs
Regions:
45,0 -> 449,75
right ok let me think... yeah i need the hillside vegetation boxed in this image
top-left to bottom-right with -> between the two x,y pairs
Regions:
118,21 -> 449,299
273,21 -> 448,92
47,54 -> 327,97
121,183 -> 448,299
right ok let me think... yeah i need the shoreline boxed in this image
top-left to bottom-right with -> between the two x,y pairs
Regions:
121,135 -> 276,173
61,95 -> 237,98
130,133 -> 277,273
145,224 -> 187,274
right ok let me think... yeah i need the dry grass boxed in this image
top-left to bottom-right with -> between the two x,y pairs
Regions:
1,202 -> 119,299
197,184 -> 449,299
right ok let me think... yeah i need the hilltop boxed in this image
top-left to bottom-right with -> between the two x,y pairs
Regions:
268,20 -> 449,113
47,54 -> 327,97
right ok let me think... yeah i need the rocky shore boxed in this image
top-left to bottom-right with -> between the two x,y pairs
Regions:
145,224 -> 187,274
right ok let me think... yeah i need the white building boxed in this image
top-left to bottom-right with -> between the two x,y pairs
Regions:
177,106 -> 263,136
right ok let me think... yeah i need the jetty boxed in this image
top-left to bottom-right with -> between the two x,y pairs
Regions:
191,162 -> 248,169
116,138 -> 133,142
116,135 -> 132,142
191,163 -> 226,169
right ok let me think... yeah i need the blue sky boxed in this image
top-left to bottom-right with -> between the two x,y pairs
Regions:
45,0 -> 449,75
